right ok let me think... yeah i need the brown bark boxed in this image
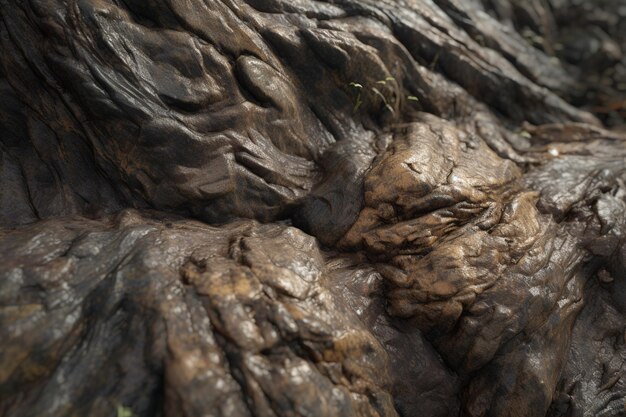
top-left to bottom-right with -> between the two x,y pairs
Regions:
0,1 -> 625,416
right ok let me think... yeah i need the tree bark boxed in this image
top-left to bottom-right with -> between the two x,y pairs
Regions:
0,1 -> 625,416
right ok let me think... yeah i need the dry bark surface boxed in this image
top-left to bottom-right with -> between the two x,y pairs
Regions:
1,1 -> 625,416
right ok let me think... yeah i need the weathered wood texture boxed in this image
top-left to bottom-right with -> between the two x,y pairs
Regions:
0,1 -> 625,416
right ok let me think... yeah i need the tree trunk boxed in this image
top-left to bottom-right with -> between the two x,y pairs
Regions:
0,1 -> 625,416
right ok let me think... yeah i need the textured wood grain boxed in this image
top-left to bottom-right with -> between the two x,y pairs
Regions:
0,1 -> 625,416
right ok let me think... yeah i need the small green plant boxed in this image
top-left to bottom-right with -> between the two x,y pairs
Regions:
349,82 -> 364,111
371,86 -> 395,114
117,404 -> 133,417
348,76 -> 417,115
376,76 -> 396,85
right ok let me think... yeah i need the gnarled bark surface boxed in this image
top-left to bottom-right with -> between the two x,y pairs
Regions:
0,1 -> 625,416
